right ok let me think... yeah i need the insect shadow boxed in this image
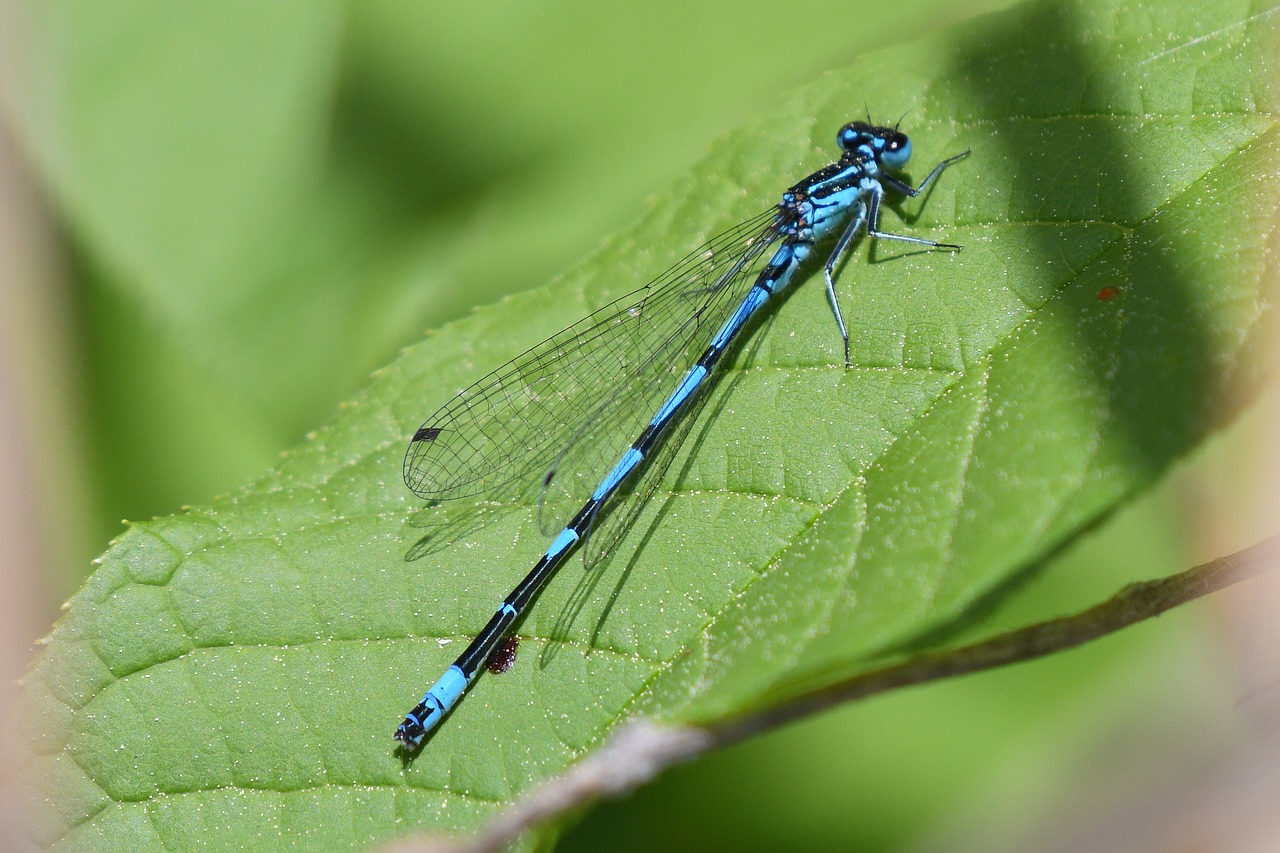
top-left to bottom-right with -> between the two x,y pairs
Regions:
402,492 -> 530,563
538,318 -> 767,669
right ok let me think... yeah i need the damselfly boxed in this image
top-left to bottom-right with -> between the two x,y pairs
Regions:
395,120 -> 968,749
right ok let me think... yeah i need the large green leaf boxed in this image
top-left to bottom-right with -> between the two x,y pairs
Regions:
19,0 -> 1280,848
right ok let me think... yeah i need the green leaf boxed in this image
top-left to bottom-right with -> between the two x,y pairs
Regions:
19,0 -> 1280,848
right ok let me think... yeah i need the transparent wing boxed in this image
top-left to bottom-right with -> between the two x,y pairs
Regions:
577,349 -> 722,566
403,209 -> 787,505
535,223 -> 782,538
541,360 -> 737,669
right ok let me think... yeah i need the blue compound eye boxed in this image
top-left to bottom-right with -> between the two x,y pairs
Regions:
838,121 -> 872,151
881,132 -> 912,169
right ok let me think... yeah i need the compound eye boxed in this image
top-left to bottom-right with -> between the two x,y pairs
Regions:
881,132 -> 912,169
838,121 -> 871,150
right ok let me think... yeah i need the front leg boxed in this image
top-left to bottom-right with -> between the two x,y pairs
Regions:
882,150 -> 971,198
866,181 -> 962,250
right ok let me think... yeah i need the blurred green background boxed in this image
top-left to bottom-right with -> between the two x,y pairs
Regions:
2,1 -> 1276,850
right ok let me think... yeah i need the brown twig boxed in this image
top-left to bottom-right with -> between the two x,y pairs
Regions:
384,534 -> 1280,853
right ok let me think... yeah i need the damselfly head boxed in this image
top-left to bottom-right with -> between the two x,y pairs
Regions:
837,121 -> 913,170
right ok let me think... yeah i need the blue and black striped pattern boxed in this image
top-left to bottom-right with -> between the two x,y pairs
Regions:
394,121 -> 967,749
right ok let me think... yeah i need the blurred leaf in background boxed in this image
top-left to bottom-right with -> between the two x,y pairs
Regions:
5,0 -> 1280,851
